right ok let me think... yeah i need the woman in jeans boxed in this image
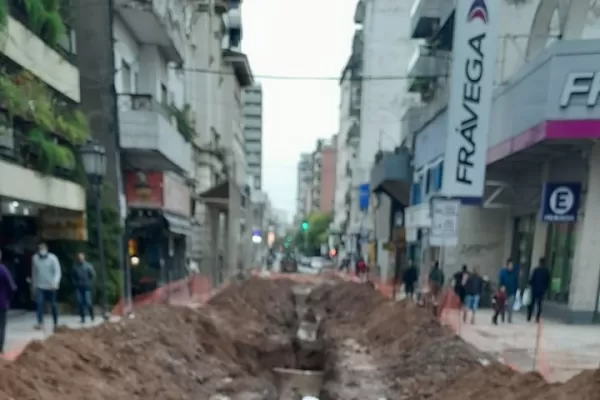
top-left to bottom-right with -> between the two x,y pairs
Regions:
463,266 -> 484,324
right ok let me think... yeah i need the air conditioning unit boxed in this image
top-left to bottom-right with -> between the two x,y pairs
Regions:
191,0 -> 210,12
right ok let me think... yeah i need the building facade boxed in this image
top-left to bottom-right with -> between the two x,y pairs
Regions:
295,153 -> 312,221
407,0 -> 600,323
342,0 -> 416,277
309,137 -> 337,215
0,2 -> 87,308
243,85 -> 263,190
332,22 -> 362,243
76,0 -> 253,292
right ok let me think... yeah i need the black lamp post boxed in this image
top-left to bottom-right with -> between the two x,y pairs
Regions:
80,139 -> 109,321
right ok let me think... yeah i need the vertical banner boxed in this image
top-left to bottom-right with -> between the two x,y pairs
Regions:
442,0 -> 500,198
359,183 -> 370,211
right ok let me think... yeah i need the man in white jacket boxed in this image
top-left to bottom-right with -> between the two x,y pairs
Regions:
31,242 -> 62,330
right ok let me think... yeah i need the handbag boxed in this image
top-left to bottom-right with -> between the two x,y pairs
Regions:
513,290 -> 522,311
522,287 -> 532,307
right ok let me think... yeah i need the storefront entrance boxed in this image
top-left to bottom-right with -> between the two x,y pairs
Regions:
511,215 -> 535,290
544,222 -> 576,304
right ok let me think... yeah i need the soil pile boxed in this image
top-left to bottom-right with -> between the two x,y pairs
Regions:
0,278 -> 298,400
532,368 -> 600,400
309,281 -> 484,399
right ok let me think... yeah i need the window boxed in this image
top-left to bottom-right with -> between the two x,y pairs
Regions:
121,61 -> 131,92
161,84 -> 168,103
133,72 -> 139,93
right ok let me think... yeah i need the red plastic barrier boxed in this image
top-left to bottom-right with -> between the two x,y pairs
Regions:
112,274 -> 213,316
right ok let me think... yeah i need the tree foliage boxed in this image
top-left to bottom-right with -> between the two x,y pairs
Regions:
293,211 -> 332,255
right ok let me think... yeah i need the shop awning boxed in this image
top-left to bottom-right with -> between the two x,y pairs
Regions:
197,181 -> 229,211
126,209 -> 191,236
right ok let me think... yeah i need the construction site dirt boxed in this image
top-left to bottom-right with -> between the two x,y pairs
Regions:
0,277 -> 599,399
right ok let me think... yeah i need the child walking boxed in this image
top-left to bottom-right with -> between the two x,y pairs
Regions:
492,285 -> 508,325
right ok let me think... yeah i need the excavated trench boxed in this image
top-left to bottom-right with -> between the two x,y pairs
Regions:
273,284 -> 326,400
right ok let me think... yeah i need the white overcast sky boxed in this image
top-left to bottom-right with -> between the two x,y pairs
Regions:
242,0 -> 359,219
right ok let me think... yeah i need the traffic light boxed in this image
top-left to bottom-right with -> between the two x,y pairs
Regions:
301,221 -> 309,231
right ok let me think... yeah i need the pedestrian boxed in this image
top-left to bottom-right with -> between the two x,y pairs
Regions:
402,260 -> 418,300
463,266 -> 484,324
428,261 -> 444,297
492,285 -> 508,325
72,252 -> 96,324
498,258 -> 519,323
453,264 -> 469,306
31,242 -> 62,330
0,250 -> 17,354
527,257 -> 551,323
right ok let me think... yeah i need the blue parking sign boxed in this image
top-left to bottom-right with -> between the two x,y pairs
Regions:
540,182 -> 581,222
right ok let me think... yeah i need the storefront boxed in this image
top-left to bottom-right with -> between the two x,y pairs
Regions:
410,39 -> 600,323
124,170 -> 192,293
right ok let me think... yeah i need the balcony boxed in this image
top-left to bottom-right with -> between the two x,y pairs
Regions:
410,0 -> 442,39
114,0 -> 184,63
370,147 -> 412,206
407,45 -> 449,93
0,15 -> 79,102
118,94 -> 192,174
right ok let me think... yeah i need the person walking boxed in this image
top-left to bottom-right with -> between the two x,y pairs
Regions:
453,264 -> 469,307
428,261 -> 444,297
498,258 -> 519,323
0,250 -> 17,354
31,242 -> 62,330
402,260 -> 419,300
527,257 -> 551,323
463,266 -> 484,324
492,285 -> 508,325
72,252 -> 96,324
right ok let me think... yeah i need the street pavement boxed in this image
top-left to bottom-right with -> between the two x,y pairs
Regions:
2,311 -> 117,361
446,308 -> 600,382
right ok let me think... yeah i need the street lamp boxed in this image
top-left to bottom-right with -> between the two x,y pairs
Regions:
79,139 -> 109,321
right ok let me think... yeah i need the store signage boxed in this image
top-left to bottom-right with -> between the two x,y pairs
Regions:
442,0 -> 500,198
430,198 -> 460,247
39,209 -> 87,241
559,72 -> 600,108
125,171 -> 163,208
540,182 -> 581,223
358,183 -> 370,211
162,171 -> 191,217
405,203 -> 431,228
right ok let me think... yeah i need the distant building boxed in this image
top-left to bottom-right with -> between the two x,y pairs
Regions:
243,84 -> 263,190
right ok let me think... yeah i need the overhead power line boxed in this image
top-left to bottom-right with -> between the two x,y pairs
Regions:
172,66 -> 447,81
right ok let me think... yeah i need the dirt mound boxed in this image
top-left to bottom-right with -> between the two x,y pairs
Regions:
0,278 -> 298,399
532,368 -> 600,399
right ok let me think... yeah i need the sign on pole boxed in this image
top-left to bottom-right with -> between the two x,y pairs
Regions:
430,198 -> 461,247
441,0 -> 500,198
540,182 -> 581,222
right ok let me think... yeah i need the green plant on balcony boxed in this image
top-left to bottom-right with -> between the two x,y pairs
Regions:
27,127 -> 75,172
0,1 -> 7,28
165,102 -> 195,142
56,109 -> 89,145
16,0 -> 66,47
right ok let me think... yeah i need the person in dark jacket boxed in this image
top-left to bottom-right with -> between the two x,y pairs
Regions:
463,266 -> 484,324
0,250 -> 17,354
453,264 -> 469,306
498,258 -> 519,323
402,260 -> 418,300
428,261 -> 444,297
527,257 -> 551,323
72,252 -> 96,323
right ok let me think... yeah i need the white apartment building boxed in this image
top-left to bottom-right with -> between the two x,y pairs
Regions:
333,19 -> 362,253
295,153 -> 312,221
349,0 -> 418,274
406,0 -> 600,323
243,85 -> 263,190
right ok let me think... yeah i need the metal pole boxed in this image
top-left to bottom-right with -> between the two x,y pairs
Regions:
95,191 -> 109,321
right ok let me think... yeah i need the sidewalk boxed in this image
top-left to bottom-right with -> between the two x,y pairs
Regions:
2,312 -> 109,361
450,308 -> 600,382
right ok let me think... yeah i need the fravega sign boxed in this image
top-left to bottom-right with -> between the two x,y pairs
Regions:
560,72 -> 600,107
